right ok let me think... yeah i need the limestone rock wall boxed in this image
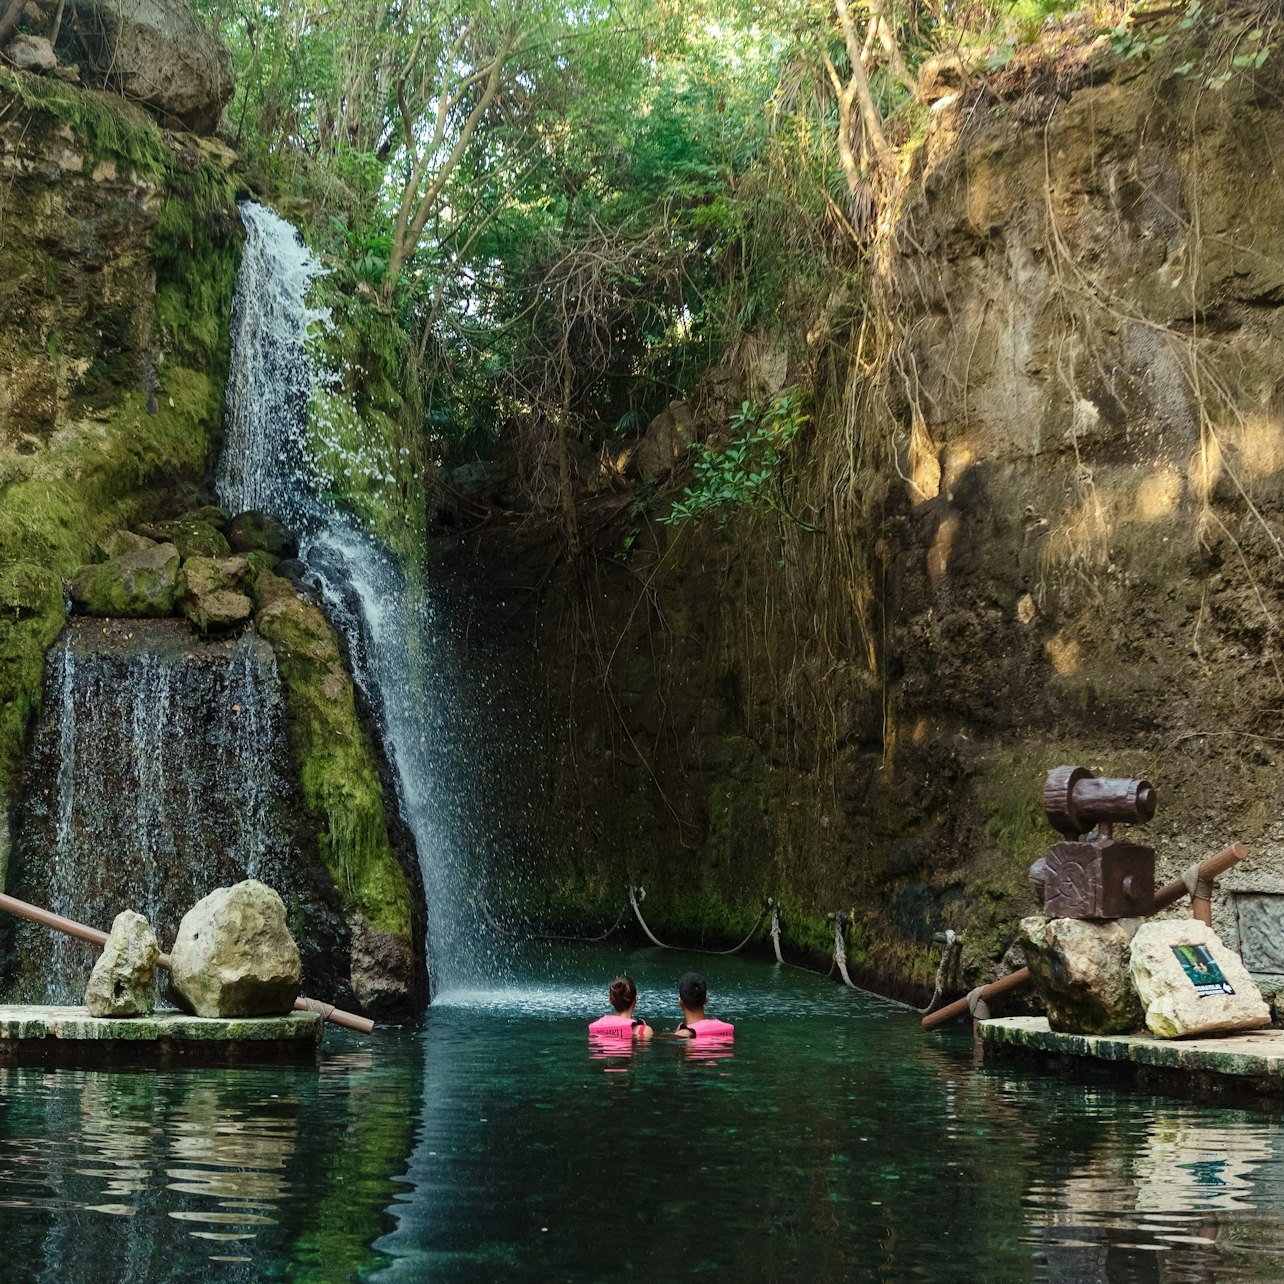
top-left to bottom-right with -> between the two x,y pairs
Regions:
440,34 -> 1284,1002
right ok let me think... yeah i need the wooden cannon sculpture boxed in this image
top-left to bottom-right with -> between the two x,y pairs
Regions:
922,765 -> 1246,1030
1030,766 -> 1157,920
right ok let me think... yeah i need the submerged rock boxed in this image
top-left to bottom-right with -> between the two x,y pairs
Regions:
1130,920 -> 1270,1039
84,910 -> 159,1017
169,880 -> 301,1017
69,541 -> 181,615
65,0 -> 234,133
1020,915 -> 1143,1035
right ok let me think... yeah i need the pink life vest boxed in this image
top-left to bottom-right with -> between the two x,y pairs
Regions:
685,1018 -> 734,1040
588,1014 -> 645,1039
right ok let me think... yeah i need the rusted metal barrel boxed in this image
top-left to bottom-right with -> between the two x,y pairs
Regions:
921,841 -> 1247,1030
0,892 -> 376,1035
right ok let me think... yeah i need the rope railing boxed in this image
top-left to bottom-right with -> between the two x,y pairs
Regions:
477,884 -> 959,1014
627,886 -> 768,956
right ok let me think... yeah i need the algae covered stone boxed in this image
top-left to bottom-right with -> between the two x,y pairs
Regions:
84,909 -> 159,1017
1130,919 -> 1271,1039
179,555 -> 252,633
1020,914 -> 1143,1035
70,541 -> 181,616
169,880 -> 301,1017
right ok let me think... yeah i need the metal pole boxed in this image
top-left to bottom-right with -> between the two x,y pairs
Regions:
921,841 -> 1248,1031
0,892 -> 376,1035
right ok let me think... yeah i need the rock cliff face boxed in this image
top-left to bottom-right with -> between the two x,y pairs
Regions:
440,35 -> 1284,1000
0,72 -> 425,1017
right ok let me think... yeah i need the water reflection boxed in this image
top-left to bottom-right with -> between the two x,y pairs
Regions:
2,949 -> 1284,1280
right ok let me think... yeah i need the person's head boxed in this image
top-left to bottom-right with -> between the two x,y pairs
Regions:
677,971 -> 707,1015
608,976 -> 638,1013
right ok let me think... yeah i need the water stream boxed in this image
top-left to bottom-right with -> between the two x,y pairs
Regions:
218,201 -> 484,991
9,623 -> 296,1000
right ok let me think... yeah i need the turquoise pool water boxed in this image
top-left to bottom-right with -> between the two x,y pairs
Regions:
2,944 -> 1283,1281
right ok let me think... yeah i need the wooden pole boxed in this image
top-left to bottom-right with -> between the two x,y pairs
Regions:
0,892 -> 376,1035
921,842 -> 1247,1030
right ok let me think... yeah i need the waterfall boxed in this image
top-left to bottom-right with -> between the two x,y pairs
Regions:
218,201 -> 485,992
11,626 -> 297,1002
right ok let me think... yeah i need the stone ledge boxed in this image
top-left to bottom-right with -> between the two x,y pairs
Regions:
979,1016 -> 1284,1101
0,1005 -> 322,1066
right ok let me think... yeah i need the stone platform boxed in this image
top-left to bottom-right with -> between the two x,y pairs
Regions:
0,1006 -> 323,1066
980,1016 -> 1284,1102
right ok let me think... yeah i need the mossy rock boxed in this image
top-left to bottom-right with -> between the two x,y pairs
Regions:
179,555 -> 252,634
0,562 -> 66,796
255,580 -> 412,945
69,542 -> 181,616
141,517 -> 231,559
230,511 -> 298,558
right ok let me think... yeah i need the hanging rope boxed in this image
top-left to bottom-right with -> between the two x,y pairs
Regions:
768,898 -> 784,964
472,895 -> 631,945
831,912 -> 858,989
627,886 -> 768,956
478,884 -> 958,1014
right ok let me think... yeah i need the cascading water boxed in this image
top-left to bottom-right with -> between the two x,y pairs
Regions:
10,623 -> 298,1002
218,202 -> 486,992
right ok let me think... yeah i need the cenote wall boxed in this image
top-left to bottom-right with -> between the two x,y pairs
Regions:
435,32 -> 1284,1007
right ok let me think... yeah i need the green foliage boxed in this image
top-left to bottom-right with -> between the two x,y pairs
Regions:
663,391 -> 808,527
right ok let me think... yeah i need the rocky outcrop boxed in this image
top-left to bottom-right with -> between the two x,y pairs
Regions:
1020,915 -> 1142,1035
63,0 -> 233,133
169,880 -> 301,1017
69,539 -> 181,615
1130,920 -> 1270,1039
84,910 -> 159,1016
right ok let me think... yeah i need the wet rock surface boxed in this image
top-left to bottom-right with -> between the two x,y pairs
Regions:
84,909 -> 158,1016
169,880 -> 301,1018
1130,920 -> 1271,1039
1020,915 -> 1143,1035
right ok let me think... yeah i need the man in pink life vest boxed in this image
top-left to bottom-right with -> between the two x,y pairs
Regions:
588,976 -> 654,1040
672,971 -> 734,1040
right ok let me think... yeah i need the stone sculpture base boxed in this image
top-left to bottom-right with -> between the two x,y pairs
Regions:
0,1006 -> 322,1066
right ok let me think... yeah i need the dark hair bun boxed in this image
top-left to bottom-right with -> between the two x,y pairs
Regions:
608,976 -> 638,1012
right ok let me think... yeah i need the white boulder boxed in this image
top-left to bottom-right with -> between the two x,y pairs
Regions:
1130,919 -> 1271,1039
169,880 -> 301,1017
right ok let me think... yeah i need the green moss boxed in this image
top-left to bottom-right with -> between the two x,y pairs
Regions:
255,589 -> 411,939
0,564 -> 65,797
304,281 -> 427,567
0,68 -> 169,179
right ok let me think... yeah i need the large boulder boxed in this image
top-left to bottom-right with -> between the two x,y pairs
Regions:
64,0 -> 233,134
84,910 -> 159,1017
1130,919 -> 1271,1039
179,554 -> 252,633
69,540 -> 181,615
169,880 -> 301,1017
7,34 -> 57,72
1020,914 -> 1144,1035
631,400 -> 695,479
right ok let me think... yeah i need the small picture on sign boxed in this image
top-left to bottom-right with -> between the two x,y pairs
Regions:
1171,944 -> 1236,998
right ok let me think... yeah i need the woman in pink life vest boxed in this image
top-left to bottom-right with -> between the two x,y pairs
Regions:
672,971 -> 734,1039
588,975 -> 654,1040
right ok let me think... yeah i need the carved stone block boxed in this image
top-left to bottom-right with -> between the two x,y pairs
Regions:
1043,839 -> 1155,920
